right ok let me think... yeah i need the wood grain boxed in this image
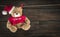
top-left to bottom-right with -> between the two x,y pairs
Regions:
0,0 -> 60,37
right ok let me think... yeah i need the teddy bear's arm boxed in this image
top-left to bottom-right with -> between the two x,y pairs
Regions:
21,17 -> 31,30
7,20 -> 11,28
25,17 -> 30,25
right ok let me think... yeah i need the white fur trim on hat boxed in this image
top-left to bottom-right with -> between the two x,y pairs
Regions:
2,11 -> 7,15
9,6 -> 15,14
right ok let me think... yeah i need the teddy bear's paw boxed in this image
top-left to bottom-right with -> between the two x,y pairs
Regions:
21,24 -> 31,31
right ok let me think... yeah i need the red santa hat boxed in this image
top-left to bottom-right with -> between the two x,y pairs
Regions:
2,3 -> 24,15
2,5 -> 15,15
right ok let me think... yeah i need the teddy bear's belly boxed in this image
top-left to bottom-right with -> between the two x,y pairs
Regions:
10,19 -> 25,26
8,15 -> 26,26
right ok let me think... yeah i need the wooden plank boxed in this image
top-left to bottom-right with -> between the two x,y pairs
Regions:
0,20 -> 60,37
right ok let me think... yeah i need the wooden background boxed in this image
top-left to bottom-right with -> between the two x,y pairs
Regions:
0,0 -> 60,37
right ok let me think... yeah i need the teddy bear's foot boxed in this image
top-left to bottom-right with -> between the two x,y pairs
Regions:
9,26 -> 17,33
7,24 -> 17,33
21,24 -> 31,31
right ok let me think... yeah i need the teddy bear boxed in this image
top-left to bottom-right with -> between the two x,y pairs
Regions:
2,4 -> 31,33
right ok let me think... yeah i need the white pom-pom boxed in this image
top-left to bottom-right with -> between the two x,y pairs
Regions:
2,11 -> 7,15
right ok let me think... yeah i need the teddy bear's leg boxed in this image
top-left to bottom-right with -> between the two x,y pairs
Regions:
16,23 -> 23,29
21,17 -> 31,30
21,24 -> 31,30
7,21 -> 17,33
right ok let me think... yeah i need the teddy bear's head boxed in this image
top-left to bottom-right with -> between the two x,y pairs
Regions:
2,4 -> 24,16
11,6 -> 23,17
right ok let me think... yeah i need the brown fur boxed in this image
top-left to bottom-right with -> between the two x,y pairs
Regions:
7,6 -> 31,33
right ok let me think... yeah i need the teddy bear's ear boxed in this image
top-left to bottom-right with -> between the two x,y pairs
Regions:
20,3 -> 24,8
16,3 -> 24,11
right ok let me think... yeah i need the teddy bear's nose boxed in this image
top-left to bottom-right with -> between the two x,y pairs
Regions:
16,13 -> 18,15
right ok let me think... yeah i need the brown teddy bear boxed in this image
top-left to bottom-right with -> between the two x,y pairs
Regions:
2,4 -> 31,33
